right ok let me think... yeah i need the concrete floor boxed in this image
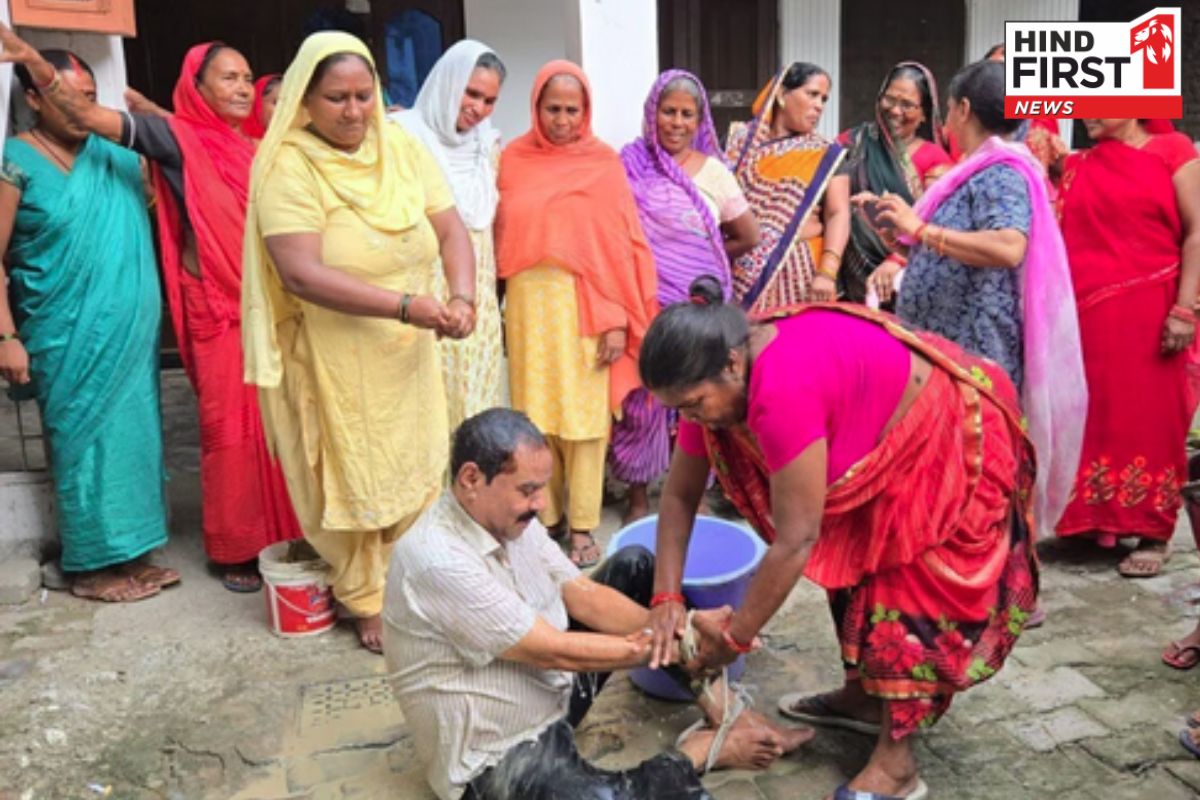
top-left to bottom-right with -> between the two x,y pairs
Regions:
3,370 -> 1200,799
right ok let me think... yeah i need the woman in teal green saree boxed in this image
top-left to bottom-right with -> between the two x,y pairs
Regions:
0,51 -> 176,601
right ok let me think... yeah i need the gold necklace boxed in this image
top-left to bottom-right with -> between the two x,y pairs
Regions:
29,128 -> 73,173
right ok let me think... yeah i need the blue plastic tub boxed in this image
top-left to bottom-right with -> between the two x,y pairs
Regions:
605,514 -> 767,701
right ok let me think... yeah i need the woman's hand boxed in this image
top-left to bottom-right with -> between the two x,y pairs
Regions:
440,296 -> 476,340
124,87 -> 171,119
0,339 -> 31,385
0,23 -> 44,69
873,191 -> 922,237
406,295 -> 451,332
867,258 -> 905,305
684,606 -> 749,676
597,328 -> 627,366
811,273 -> 837,302
647,599 -> 687,669
1162,314 -> 1196,354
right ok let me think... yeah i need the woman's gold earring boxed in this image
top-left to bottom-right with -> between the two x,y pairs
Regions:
776,96 -> 786,110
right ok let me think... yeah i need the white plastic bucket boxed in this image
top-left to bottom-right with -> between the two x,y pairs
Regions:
258,542 -> 336,638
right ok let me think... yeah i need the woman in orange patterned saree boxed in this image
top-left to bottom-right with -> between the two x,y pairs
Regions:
726,62 -> 849,312
641,277 -> 1036,799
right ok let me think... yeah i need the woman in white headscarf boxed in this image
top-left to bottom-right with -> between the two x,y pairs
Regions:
393,40 -> 508,430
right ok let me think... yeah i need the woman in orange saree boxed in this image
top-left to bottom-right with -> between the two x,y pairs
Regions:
640,277 -> 1036,799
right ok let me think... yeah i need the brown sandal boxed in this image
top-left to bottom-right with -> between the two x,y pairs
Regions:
71,572 -> 160,603
119,561 -> 181,589
1118,544 -> 1170,578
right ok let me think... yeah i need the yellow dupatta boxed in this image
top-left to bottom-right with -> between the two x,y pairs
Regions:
241,31 -> 428,390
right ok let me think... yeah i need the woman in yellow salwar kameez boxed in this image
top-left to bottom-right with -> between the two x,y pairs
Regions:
242,31 -> 476,652
496,60 -> 659,567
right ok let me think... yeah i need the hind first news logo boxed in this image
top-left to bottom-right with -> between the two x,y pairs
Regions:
1005,7 -> 1182,119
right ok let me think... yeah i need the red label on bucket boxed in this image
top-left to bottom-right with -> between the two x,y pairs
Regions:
267,581 -> 336,636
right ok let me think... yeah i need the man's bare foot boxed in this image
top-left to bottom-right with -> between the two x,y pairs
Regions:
622,484 -> 651,526
678,723 -> 783,772
737,709 -> 814,753
71,569 -> 160,603
356,614 -> 383,654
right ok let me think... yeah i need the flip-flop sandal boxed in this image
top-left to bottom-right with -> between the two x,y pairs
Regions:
568,533 -> 602,568
1162,640 -> 1200,670
1025,606 -> 1047,629
220,569 -> 263,594
1180,728 -> 1200,758
831,779 -> 928,800
777,692 -> 881,736
1117,549 -> 1170,578
71,575 -> 161,603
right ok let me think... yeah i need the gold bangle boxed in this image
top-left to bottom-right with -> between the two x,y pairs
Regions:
822,249 -> 842,264
39,71 -> 62,95
816,265 -> 838,281
0,332 -> 19,342
449,293 -> 476,309
937,226 -> 948,256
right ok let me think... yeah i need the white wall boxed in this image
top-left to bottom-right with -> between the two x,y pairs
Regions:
17,29 -> 128,107
965,0 -> 1078,144
464,0 -> 656,149
570,0 -> 657,147
779,0 -> 841,140
463,0 -> 571,146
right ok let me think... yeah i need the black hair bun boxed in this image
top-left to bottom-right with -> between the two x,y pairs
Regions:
687,275 -> 724,307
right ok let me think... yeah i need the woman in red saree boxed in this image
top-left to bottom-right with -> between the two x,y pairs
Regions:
640,277 -> 1036,800
1055,119 -> 1200,581
0,29 -> 304,591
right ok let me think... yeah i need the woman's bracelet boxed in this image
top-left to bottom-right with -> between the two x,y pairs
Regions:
0,332 -> 19,342
398,293 -> 413,324
816,264 -> 838,281
449,293 -> 476,309
821,249 -> 842,265
721,619 -> 755,654
37,71 -> 61,95
935,226 -> 949,257
914,222 -> 929,244
650,591 -> 686,608
1169,304 -> 1197,325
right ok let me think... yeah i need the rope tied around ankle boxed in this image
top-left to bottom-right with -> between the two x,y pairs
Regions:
677,609 -> 752,773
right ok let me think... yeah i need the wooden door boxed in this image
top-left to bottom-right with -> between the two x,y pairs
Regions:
658,0 -> 778,147
838,0 -> 964,132
123,0 -> 334,107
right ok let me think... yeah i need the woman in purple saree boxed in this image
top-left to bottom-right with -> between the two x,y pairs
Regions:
609,69 -> 758,523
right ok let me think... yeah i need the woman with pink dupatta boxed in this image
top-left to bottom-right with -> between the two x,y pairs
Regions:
861,59 -> 1087,545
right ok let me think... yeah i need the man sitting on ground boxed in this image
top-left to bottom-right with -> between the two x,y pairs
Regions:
383,408 -> 810,800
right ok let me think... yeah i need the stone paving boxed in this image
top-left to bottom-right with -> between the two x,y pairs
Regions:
2,370 -> 1200,799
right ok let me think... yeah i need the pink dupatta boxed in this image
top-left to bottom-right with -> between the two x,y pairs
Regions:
904,136 -> 1087,537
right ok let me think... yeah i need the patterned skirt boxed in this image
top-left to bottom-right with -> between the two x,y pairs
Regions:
703,305 -> 1038,738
